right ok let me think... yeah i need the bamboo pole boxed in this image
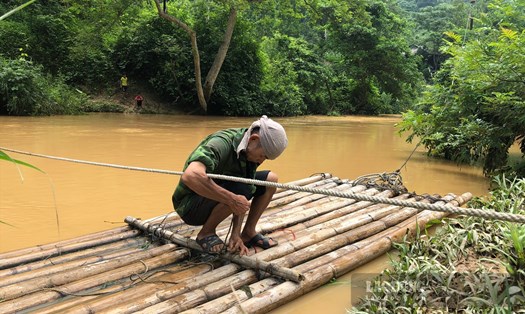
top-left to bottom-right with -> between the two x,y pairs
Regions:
270,181 -> 342,209
99,264 -> 245,314
0,237 -> 153,280
337,195 -> 456,251
302,190 -> 399,228
0,245 -> 188,314
254,185 -> 368,235
263,191 -> 406,245
228,191 -> 408,262
210,184 -> 367,241
156,187 -> 376,260
268,177 -> 339,208
266,180 -> 343,209
125,217 -> 304,283
0,230 -> 142,269
219,194 -> 473,314
103,191 -> 464,314
127,195 -> 421,313
0,243 -> 164,288
181,277 -> 280,314
0,180 -> 470,314
266,200 -> 421,272
264,183 -> 365,221
152,269 -> 262,313
267,189 -> 385,242
0,217 -> 185,265
103,197 -> 395,313
0,243 -> 182,302
0,225 -> 131,260
273,174 -> 333,200
226,238 -> 392,314
263,186 -> 377,232
195,181 -> 367,243
352,193 -> 468,249
38,263 -> 217,314
98,204 -> 373,314
217,211 -> 466,313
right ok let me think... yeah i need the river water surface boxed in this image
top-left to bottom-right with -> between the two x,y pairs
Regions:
0,114 -> 489,313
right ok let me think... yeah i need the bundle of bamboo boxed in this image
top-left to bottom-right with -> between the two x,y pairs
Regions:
0,174 -> 472,314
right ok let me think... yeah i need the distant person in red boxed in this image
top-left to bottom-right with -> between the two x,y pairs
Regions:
134,94 -> 144,109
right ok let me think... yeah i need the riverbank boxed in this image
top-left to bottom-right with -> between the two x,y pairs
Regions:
351,176 -> 525,313
86,84 -> 185,115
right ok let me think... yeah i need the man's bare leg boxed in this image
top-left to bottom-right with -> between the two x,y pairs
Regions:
197,203 -> 232,253
241,171 -> 278,246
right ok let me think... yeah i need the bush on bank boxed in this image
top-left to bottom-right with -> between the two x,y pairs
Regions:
0,57 -> 87,115
351,176 -> 525,313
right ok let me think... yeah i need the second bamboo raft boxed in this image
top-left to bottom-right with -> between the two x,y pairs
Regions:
0,173 -> 472,313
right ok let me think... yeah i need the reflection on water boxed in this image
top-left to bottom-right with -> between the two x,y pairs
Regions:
0,114 -> 489,312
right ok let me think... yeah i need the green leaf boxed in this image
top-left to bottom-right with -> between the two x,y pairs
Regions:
0,151 -> 44,173
0,0 -> 37,21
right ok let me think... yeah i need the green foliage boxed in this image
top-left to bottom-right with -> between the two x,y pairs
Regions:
320,0 -> 422,114
112,16 -> 195,105
0,57 -> 46,115
400,0 -> 525,176
0,19 -> 29,59
195,4 -> 265,116
0,148 -> 43,227
405,0 -> 481,79
0,0 -> 35,21
0,150 -> 43,174
352,176 -> 525,313
470,176 -> 525,280
0,57 -> 86,115
0,0 -> 427,116
26,14 -> 72,75
258,34 -> 310,116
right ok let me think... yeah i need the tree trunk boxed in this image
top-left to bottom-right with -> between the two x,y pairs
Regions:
153,1 -> 238,113
153,0 -> 207,112
203,7 -> 237,102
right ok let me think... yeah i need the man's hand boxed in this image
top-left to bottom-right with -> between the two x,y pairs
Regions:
229,194 -> 250,216
228,234 -> 249,256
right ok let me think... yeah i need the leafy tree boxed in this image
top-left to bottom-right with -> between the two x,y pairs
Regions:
27,14 -> 72,75
0,1 -> 86,116
113,16 -> 193,102
399,0 -> 525,176
61,0 -> 146,89
258,34 -> 307,116
317,0 -> 422,114
151,0 -> 239,113
400,0 -> 487,81
0,57 -> 86,115
0,19 -> 29,59
204,14 -> 265,116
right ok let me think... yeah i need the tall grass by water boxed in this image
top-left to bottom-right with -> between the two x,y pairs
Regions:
351,176 -> 525,313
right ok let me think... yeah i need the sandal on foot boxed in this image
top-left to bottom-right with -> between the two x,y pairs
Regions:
196,234 -> 224,254
244,233 -> 278,250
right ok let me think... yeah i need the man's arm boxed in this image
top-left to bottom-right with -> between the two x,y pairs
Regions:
181,161 -> 250,216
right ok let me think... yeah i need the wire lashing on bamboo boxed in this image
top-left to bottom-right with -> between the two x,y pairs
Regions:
124,216 -> 305,283
2,146 -> 525,223
352,171 -> 408,194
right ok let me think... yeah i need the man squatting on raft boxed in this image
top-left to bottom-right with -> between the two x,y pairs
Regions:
172,115 -> 288,256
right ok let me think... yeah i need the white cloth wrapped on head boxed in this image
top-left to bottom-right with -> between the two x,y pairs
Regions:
237,115 -> 288,160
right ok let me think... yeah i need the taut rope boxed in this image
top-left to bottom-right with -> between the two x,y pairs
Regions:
2,146 -> 525,223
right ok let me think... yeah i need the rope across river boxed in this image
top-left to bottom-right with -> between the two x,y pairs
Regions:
2,146 -> 525,224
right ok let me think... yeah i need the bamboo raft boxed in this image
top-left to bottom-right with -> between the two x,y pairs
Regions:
0,174 -> 472,313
